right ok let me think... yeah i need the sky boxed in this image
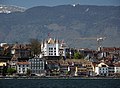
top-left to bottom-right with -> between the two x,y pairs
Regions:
0,0 -> 120,8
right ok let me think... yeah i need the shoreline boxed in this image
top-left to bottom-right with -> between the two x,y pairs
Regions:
0,76 -> 120,79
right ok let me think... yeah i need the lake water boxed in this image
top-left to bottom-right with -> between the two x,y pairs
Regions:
0,78 -> 120,88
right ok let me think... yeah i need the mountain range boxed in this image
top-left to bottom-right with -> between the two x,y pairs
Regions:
0,4 -> 120,49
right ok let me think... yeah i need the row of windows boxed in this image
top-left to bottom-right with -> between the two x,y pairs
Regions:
100,73 -> 108,76
31,67 -> 44,70
49,53 -> 56,55
49,48 -> 56,50
100,71 -> 108,73
99,68 -> 108,70
32,70 -> 44,74
31,62 -> 44,64
19,71 -> 25,73
31,62 -> 44,65
18,65 -> 29,67
30,64 -> 44,67
29,59 -> 43,62
18,67 -> 29,70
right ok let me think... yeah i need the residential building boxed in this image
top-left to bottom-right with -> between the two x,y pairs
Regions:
29,57 -> 46,76
78,48 -> 95,58
101,47 -> 120,59
16,61 -> 30,75
76,66 -> 87,76
108,65 -> 114,76
9,55 -> 18,69
0,46 -> 4,56
0,62 -> 7,76
11,44 -> 31,58
46,60 -> 60,76
95,62 -> 109,76
114,62 -> 120,74
83,62 -> 94,76
60,65 -> 71,76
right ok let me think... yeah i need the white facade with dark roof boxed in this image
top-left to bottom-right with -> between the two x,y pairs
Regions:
114,62 -> 120,73
41,38 -> 67,57
16,62 -> 30,74
95,62 -> 109,76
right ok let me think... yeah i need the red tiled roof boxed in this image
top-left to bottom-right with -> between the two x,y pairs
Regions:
114,62 -> 120,67
102,47 -> 120,52
17,62 -> 29,65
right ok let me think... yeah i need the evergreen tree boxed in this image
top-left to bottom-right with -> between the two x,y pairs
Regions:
30,39 -> 41,56
74,52 -> 83,59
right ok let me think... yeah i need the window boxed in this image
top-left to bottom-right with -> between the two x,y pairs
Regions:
103,68 -> 104,70
23,68 -> 25,70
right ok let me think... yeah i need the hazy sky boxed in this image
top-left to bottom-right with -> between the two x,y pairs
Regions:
0,0 -> 120,8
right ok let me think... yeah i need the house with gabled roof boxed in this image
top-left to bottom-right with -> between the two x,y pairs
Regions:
16,61 -> 30,75
11,43 -> 31,59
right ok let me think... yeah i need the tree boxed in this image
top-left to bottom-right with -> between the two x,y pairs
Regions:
26,69 -> 31,76
66,52 -> 70,59
2,64 -> 7,76
30,39 -> 41,56
74,52 -> 83,59
7,68 -> 16,75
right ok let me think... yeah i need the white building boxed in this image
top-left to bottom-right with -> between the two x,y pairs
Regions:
114,62 -> 120,74
16,62 -> 30,74
95,62 -> 109,76
41,38 -> 67,57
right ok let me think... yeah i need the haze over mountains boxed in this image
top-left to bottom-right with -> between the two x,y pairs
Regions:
0,4 -> 120,49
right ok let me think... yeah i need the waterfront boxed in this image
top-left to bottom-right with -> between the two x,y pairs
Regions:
0,79 -> 120,88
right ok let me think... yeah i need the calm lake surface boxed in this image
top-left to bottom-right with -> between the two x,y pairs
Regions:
0,78 -> 120,88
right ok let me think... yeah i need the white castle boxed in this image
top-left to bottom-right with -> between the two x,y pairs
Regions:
41,38 -> 67,57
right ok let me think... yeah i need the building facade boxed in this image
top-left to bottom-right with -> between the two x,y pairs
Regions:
95,62 -> 109,76
0,62 -> 7,76
41,38 -> 67,57
16,62 -> 30,75
11,44 -> 31,58
114,62 -> 120,74
29,57 -> 46,76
